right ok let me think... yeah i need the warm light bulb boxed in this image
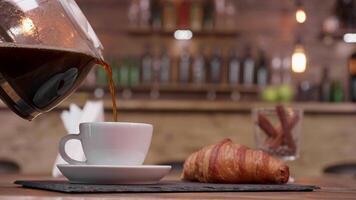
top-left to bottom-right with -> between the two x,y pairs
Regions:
292,46 -> 307,73
174,30 -> 193,40
296,8 -> 306,23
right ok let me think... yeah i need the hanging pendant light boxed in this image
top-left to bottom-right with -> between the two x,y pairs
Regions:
292,38 -> 307,73
295,0 -> 307,24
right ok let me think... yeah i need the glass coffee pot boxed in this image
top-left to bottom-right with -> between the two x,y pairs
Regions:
0,0 -> 103,120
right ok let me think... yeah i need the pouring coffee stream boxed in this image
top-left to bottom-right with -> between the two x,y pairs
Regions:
97,60 -> 118,122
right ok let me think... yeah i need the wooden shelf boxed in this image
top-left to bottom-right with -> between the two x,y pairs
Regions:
127,28 -> 239,37
79,84 -> 260,100
80,84 -> 260,94
1,93 -> 356,114
57,95 -> 356,115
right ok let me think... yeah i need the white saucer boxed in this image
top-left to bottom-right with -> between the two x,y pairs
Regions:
57,164 -> 171,184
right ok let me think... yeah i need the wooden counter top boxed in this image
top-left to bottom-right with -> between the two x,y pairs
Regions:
1,174 -> 356,200
47,93 -> 356,114
1,93 -> 356,114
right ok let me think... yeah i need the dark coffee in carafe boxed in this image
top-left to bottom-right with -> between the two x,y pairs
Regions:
0,44 -> 96,120
0,43 -> 118,121
0,1 -> 119,121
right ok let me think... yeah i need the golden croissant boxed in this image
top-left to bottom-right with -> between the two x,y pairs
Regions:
182,138 -> 289,184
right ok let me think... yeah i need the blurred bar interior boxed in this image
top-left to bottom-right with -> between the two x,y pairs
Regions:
0,0 -> 356,178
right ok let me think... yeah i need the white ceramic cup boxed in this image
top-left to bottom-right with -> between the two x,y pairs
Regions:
59,122 -> 153,165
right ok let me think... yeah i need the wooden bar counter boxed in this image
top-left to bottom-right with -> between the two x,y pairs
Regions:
1,174 -> 356,199
1,95 -> 356,177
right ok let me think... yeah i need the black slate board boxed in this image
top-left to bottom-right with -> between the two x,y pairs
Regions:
15,180 -> 319,193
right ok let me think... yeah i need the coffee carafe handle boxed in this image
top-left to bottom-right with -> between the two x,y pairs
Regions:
59,134 -> 86,165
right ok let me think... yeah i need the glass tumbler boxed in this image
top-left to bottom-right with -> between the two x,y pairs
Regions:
253,107 -> 303,161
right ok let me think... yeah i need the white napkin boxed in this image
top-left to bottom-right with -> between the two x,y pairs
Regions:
52,101 -> 104,177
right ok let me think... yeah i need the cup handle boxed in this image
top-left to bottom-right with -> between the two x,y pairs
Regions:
59,134 -> 86,165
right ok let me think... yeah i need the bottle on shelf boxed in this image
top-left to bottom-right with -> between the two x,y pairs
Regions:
152,51 -> 161,84
349,51 -> 356,102
331,80 -> 344,102
177,0 -> 190,29
178,47 -> 191,83
242,46 -> 255,86
225,1 -> 236,31
130,57 -> 141,87
139,0 -> 151,29
150,0 -> 162,30
128,0 -> 140,28
297,80 -> 317,101
334,0 -> 356,29
281,56 -> 291,84
319,66 -> 331,102
271,55 -> 283,85
141,45 -> 153,84
255,50 -> 269,87
202,0 -> 214,31
160,46 -> 171,83
119,58 -> 130,88
192,46 -> 206,84
162,0 -> 176,31
214,0 -> 225,31
190,1 -> 203,31
227,47 -> 241,85
209,47 -> 222,84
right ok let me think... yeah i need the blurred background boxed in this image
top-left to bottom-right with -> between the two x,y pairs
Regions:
78,0 -> 356,103
0,0 -> 355,178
